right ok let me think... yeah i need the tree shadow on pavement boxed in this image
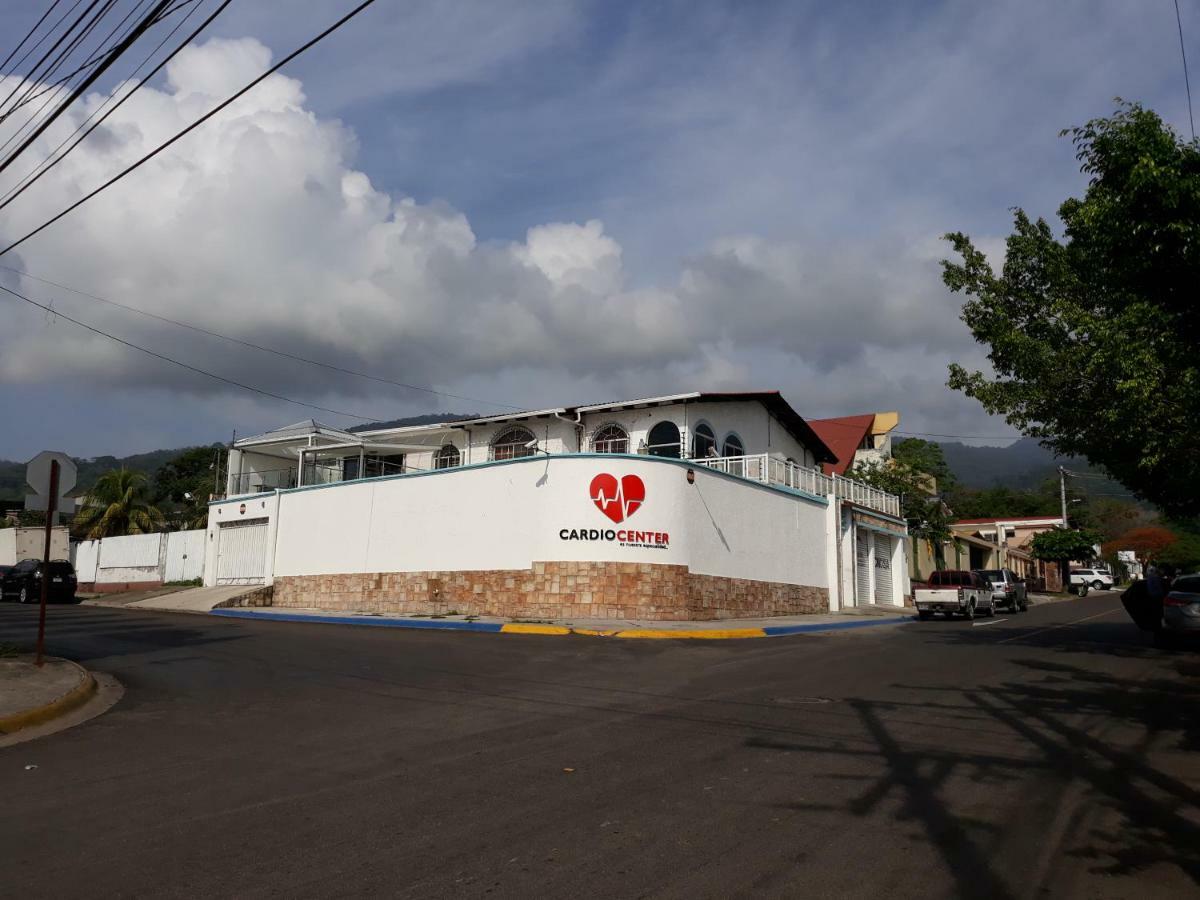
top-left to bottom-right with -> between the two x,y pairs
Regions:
746,654 -> 1200,896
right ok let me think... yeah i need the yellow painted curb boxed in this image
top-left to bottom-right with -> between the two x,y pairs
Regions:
501,623 -> 572,635
611,628 -> 767,640
0,660 -> 97,735
569,628 -> 619,637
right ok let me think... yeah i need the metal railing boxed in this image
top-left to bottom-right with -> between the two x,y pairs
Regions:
227,468 -> 297,495
832,472 -> 901,517
688,453 -> 900,517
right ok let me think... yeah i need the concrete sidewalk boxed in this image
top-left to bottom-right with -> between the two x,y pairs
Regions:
127,586 -> 260,612
210,605 -> 916,639
0,654 -> 96,735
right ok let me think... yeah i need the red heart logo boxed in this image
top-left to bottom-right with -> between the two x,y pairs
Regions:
590,473 -> 645,524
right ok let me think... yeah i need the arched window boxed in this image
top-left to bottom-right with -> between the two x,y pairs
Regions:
722,433 -> 744,457
434,444 -> 461,469
490,426 -> 536,461
646,421 -> 681,458
692,422 -> 717,458
592,424 -> 628,454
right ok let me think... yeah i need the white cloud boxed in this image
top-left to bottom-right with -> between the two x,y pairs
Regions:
0,34 -> 1014,451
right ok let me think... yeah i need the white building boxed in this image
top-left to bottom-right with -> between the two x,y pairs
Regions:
206,391 -> 908,620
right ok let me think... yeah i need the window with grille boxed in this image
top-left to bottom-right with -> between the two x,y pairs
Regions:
490,426 -> 536,460
434,444 -> 461,469
647,421 -> 681,458
692,422 -> 717,457
592,424 -> 628,454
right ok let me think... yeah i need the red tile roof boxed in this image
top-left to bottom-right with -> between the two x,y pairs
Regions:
807,414 -> 876,476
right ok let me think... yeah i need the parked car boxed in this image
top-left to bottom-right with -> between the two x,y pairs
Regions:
1071,568 -> 1114,591
0,559 -> 79,604
1158,574 -> 1200,647
977,568 -> 1029,612
913,569 -> 995,620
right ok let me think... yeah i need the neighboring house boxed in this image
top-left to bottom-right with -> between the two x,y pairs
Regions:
807,412 -> 900,476
946,516 -> 1067,591
207,391 -> 910,619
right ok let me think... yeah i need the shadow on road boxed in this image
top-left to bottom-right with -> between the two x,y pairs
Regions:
747,646 -> 1200,897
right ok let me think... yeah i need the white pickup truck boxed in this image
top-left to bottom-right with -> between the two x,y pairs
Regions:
913,569 -> 996,620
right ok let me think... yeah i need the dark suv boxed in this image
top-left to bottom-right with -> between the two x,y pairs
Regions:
1,559 -> 79,604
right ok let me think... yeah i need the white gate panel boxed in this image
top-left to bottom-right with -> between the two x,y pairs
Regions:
98,533 -> 163,569
855,528 -> 871,606
165,530 -> 206,582
873,532 -> 893,604
73,540 -> 100,583
216,519 -> 269,585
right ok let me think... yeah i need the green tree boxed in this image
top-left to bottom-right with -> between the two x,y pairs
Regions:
942,102 -> 1200,516
73,469 -> 164,539
850,459 -> 952,549
891,438 -> 956,491
152,447 -> 219,530
1031,527 -> 1102,591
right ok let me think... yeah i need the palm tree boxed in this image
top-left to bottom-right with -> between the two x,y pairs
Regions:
74,469 -> 164,539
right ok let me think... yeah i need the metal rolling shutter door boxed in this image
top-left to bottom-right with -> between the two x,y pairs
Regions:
873,532 -> 893,603
855,528 -> 871,605
216,519 -> 269,585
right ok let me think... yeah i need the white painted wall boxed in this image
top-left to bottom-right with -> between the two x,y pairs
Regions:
71,539 -> 99,583
164,530 -> 206,582
71,529 -> 206,585
0,526 -> 69,565
206,454 -> 834,591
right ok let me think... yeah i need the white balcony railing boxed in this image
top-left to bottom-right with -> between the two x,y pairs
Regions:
688,453 -> 901,518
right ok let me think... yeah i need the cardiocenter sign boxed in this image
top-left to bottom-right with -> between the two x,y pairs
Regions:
558,473 -> 670,549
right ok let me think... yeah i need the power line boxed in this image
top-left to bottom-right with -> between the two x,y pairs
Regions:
0,263 -> 525,411
0,0 -> 227,212
0,0 -> 173,178
1176,0 -> 1196,140
0,0 -> 167,122
0,0 -> 67,74
0,0 -> 85,103
0,280 -> 383,421
0,0 -> 106,123
0,0 -> 382,259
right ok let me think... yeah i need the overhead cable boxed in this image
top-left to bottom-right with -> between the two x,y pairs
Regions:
0,0 -> 230,211
0,280 -> 382,421
0,0 -> 382,258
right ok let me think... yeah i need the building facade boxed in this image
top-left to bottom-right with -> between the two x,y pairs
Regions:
206,392 -> 909,619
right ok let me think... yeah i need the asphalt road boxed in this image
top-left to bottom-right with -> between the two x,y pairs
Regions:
1,594 -> 1197,899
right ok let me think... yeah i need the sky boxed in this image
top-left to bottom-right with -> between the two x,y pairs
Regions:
0,0 -> 1194,461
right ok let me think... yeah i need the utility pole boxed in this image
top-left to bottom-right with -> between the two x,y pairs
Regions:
36,460 -> 60,668
1059,466 -> 1069,528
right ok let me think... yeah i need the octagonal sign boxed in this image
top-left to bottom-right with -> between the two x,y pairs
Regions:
25,450 -> 78,517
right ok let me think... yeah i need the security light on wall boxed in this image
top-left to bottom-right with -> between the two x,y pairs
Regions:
524,438 -> 539,449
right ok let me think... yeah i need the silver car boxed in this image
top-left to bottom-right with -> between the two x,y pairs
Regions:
1160,574 -> 1200,647
977,568 -> 1028,612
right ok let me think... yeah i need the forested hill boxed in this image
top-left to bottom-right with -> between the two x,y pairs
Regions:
0,447 -> 221,502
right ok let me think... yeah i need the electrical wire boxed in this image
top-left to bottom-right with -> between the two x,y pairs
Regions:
0,0 -> 67,74
0,0 -> 382,258
1176,0 -> 1196,141
0,0 -> 87,118
0,0 -> 228,212
0,0 -> 173,177
0,0 -> 165,122
0,263 -> 526,411
0,0 -> 108,123
0,280 -> 383,421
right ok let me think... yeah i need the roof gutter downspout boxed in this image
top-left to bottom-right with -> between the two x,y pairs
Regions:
553,409 -> 584,452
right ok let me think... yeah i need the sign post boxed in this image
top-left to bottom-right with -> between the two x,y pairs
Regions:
35,460 -> 60,668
